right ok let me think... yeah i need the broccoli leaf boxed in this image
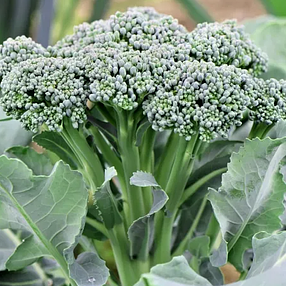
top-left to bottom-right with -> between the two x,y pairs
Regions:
128,172 -> 168,260
209,138 -> 286,271
33,131 -> 78,169
0,155 -> 109,286
247,231 -> 286,278
6,146 -> 53,175
134,256 -> 212,286
93,167 -> 122,229
69,252 -> 109,286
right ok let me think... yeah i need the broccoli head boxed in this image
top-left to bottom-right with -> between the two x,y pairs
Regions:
0,7 -> 271,139
0,57 -> 89,132
143,60 -> 253,141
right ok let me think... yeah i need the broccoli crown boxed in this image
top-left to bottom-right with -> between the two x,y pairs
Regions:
0,36 -> 48,80
186,20 -> 268,76
0,7 -> 271,138
248,78 -> 286,125
143,60 -> 253,141
0,57 -> 89,132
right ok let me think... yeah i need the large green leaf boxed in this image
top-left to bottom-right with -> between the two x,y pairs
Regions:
6,146 -> 53,175
128,171 -> 168,260
209,138 -> 286,270
33,131 -> 78,169
0,155 -> 90,284
135,256 -> 212,286
247,231 -> 286,278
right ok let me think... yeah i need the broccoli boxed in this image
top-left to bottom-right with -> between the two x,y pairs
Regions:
0,8 -> 284,285
143,60 -> 253,141
187,20 -> 268,76
0,36 -> 48,80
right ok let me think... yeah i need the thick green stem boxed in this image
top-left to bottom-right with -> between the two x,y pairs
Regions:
61,120 -> 104,190
85,216 -> 109,238
153,134 -> 200,264
180,167 -> 227,205
248,121 -> 274,140
173,195 -> 208,256
117,110 -> 145,224
140,127 -> 156,212
155,131 -> 179,188
108,224 -> 138,286
88,125 -> 126,193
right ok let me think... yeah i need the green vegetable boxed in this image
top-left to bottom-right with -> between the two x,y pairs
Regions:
1,6 -> 286,286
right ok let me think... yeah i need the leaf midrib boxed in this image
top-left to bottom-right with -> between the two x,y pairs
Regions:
0,181 -> 70,281
227,142 -> 286,251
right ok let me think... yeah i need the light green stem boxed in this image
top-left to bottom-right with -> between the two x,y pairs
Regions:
61,120 -> 104,189
140,127 -> 156,212
108,224 -> 138,286
155,131 -> 179,188
180,167 -> 227,205
117,110 -> 145,224
153,134 -> 200,264
85,216 -> 109,238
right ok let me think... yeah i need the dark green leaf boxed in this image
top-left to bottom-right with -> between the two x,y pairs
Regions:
209,138 -> 286,270
69,252 -> 109,286
94,167 -> 122,229
6,146 -> 53,175
33,131 -> 78,169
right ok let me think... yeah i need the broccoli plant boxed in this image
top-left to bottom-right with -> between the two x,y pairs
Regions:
1,7 -> 286,286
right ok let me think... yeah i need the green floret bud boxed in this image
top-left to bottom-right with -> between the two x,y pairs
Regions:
48,19 -> 111,57
187,20 -> 268,75
0,57 -> 89,132
248,78 -> 286,124
84,41 -> 164,110
0,36 -> 49,80
143,60 -> 253,141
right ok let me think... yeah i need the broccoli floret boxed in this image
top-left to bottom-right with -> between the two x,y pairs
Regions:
0,36 -> 48,80
0,57 -> 89,132
0,7 -> 271,137
143,60 -> 253,141
187,20 -> 268,76
248,78 -> 286,125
